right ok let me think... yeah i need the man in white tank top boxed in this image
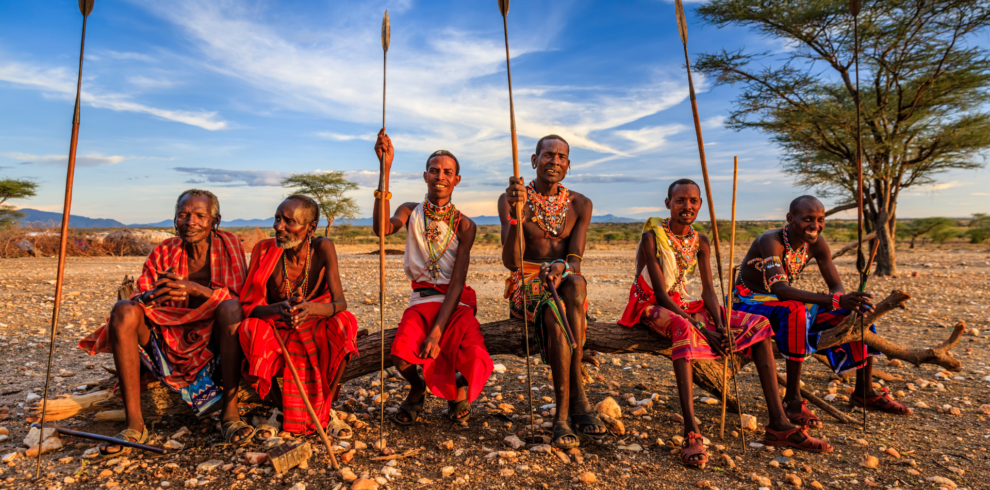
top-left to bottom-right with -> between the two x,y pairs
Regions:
372,130 -> 493,425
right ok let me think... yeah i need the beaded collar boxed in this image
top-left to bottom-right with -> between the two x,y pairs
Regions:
781,225 -> 809,283
423,197 -> 460,280
662,217 -> 699,294
526,180 -> 570,238
281,237 -> 312,299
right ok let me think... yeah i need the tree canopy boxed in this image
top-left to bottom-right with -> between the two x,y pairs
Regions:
694,0 -> 990,275
0,177 -> 39,229
282,172 -> 360,237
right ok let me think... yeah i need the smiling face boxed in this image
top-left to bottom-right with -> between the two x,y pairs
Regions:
787,198 -> 826,244
532,139 -> 570,186
423,155 -> 460,203
174,195 -> 217,245
665,182 -> 702,227
273,199 -> 317,249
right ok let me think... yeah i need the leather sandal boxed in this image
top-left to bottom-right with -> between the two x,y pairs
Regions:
220,420 -> 255,446
680,432 -> 709,467
570,412 -> 608,441
446,399 -> 471,423
99,425 -> 149,458
849,389 -> 913,415
552,423 -> 580,450
783,399 -> 823,429
392,395 -> 425,426
763,425 -> 833,453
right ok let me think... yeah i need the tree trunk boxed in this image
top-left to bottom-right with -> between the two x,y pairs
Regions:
325,217 -> 335,238
873,210 -> 897,276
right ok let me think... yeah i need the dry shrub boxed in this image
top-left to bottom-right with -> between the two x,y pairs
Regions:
0,226 -> 172,258
233,227 -> 269,252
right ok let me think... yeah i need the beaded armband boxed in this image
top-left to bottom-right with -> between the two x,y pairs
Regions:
766,274 -> 789,288
762,256 -> 783,270
832,293 -> 841,310
374,190 -> 392,200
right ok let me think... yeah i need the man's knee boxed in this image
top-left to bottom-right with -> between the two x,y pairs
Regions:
558,274 -> 587,308
109,300 -> 142,333
215,299 -> 244,334
391,355 -> 411,371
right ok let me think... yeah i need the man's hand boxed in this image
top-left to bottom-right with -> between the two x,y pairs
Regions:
375,129 -> 394,173
698,320 -> 730,357
147,272 -> 210,304
288,296 -> 315,328
539,262 -> 566,289
274,300 -> 295,325
839,292 -> 874,313
419,330 -> 442,360
505,177 -> 527,210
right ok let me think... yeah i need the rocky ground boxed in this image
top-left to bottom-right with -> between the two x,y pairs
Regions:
1,244 -> 989,490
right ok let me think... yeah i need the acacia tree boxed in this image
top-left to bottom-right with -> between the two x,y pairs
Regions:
282,172 -> 359,237
694,0 -> 990,275
0,178 -> 39,229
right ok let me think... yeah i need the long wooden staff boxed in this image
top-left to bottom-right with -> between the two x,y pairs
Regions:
36,0 -> 95,479
377,9 -> 390,450
270,320 -> 339,469
497,0 -> 536,438
719,156 -> 739,439
848,0 -> 868,433
674,0 -> 745,452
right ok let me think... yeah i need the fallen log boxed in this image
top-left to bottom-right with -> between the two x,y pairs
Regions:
35,291 -> 963,422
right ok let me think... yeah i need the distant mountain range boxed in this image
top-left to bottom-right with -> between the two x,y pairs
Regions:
16,208 -> 642,229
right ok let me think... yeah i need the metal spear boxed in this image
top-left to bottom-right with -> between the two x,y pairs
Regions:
497,0 -> 536,439
377,8 -> 390,451
36,0 -> 95,479
674,0 -> 746,452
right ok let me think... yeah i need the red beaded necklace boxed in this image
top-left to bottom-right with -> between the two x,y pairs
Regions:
781,226 -> 809,283
662,218 -> 699,294
526,180 -> 570,238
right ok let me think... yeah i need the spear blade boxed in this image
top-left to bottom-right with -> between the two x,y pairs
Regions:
674,0 -> 688,45
498,0 -> 510,17
849,0 -> 861,17
79,0 -> 94,16
382,10 -> 390,53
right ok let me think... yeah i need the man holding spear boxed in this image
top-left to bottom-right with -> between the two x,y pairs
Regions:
373,131 -> 493,426
618,180 -> 832,466
500,135 -> 606,449
732,196 -> 912,431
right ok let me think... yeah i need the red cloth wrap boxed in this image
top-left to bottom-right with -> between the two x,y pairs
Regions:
389,281 -> 493,403
78,231 -> 246,388
238,239 -> 359,434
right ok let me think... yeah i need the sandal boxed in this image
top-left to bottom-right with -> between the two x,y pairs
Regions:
446,399 -> 471,423
220,420 -> 256,446
570,412 -> 608,441
849,389 -> 913,415
98,426 -> 149,458
783,399 -> 823,429
680,432 -> 709,467
254,423 -> 279,441
392,395 -> 425,426
552,423 -> 580,450
326,409 -> 353,439
763,425 -> 833,453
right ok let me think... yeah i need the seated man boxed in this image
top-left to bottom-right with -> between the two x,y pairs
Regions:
238,195 -> 359,436
733,195 -> 911,430
618,180 -> 831,467
79,189 -> 250,454
373,130 -> 493,425
499,135 -> 606,449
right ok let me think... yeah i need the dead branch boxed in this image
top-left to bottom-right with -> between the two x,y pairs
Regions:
775,373 -> 857,425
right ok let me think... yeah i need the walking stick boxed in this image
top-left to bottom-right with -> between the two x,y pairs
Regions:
35,0 -> 95,479
377,9 -> 390,451
674,0 -> 745,452
546,281 -> 578,350
497,0 -> 536,439
269,320 -> 339,469
848,0 -> 868,434
719,156 -> 739,439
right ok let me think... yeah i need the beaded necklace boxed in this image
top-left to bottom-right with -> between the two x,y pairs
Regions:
662,218 -> 699,294
526,180 -> 570,238
281,237 -> 312,298
423,198 -> 461,280
781,226 -> 809,284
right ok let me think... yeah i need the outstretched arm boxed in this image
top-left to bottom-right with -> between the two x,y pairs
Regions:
761,234 -> 872,312
373,129 -> 414,236
420,217 -> 477,359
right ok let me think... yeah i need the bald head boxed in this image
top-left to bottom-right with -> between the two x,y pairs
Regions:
789,195 -> 823,215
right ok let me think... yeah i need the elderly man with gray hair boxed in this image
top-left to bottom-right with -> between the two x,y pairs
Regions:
79,189 -> 252,455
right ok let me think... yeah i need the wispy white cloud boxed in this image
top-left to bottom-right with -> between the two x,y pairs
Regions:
127,75 -> 178,90
317,132 -> 376,142
2,152 -> 126,167
972,192 -> 989,196
625,206 -> 663,214
337,169 -> 422,188
0,61 -> 227,130
174,167 -> 289,186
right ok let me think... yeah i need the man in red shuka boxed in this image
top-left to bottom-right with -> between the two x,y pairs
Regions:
373,129 -> 493,425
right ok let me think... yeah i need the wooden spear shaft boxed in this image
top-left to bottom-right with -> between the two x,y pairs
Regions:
850,0 -> 867,433
498,0 -> 535,437
378,9 -> 390,450
719,156 -> 739,439
270,326 -> 339,469
36,2 -> 92,479
674,0 -> 745,452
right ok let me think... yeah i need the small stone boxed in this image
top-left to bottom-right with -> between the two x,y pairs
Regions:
740,414 -> 758,431
244,452 -> 268,465
99,470 -> 114,478
170,427 -> 190,440
750,473 -> 772,487
163,440 -> 184,451
26,436 -> 63,456
599,413 -> 625,435
914,401 -> 929,409
769,460 -> 780,468
671,435 -> 684,446
340,449 -> 356,464
925,476 -> 957,489
696,480 -> 712,488
595,397 -> 622,419
493,364 -> 507,373
810,482 -> 823,489
339,468 -> 358,482
785,474 -> 802,487
499,469 -> 515,477
781,449 -> 794,457
196,460 -> 224,473
719,454 -> 735,468
886,447 -> 900,458
183,479 -> 198,488
23,426 -> 57,447
441,466 -> 455,478
578,472 -> 597,483
160,482 -> 171,488
289,484 -> 306,490
979,404 -> 990,415
504,435 -> 524,449
630,407 -> 647,417
439,440 -> 454,451
861,455 -> 879,469
63,476 -> 76,484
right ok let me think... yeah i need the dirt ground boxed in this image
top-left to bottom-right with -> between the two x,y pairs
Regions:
1,244 -> 989,489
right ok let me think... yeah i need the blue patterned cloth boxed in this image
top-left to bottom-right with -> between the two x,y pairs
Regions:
139,329 -> 222,416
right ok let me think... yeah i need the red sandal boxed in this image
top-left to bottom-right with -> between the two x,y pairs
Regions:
680,432 -> 709,467
783,399 -> 823,429
763,425 -> 833,453
849,389 -> 913,415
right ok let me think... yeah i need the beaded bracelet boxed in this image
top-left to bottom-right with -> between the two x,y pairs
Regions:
567,254 -> 583,262
832,293 -> 841,310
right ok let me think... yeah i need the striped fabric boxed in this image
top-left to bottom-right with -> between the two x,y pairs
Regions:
79,230 -> 247,393
618,274 -> 772,361
504,261 -> 588,363
238,239 -> 359,435
732,284 -> 879,373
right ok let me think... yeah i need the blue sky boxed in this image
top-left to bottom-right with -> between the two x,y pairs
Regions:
1,0 -> 987,225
